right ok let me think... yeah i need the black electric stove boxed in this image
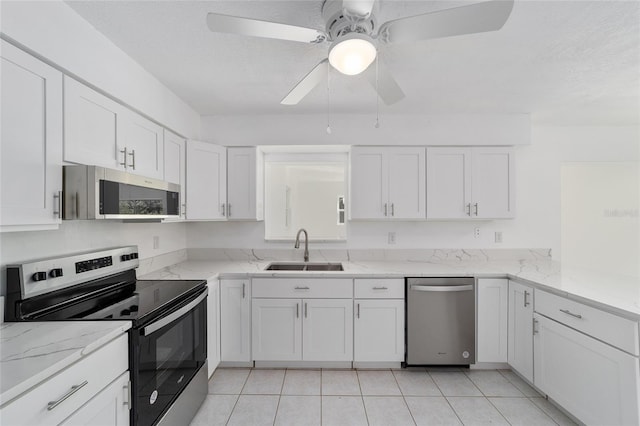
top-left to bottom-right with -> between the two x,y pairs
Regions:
4,246 -> 208,426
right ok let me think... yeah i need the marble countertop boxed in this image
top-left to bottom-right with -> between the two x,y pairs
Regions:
140,256 -> 640,319
0,321 -> 131,405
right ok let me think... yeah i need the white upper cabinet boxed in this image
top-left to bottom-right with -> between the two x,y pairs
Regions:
64,76 -> 122,170
427,147 -> 514,219
227,147 -> 264,220
163,130 -> 186,219
1,41 -> 63,229
351,147 -> 425,220
64,76 -> 164,179
117,109 -> 164,179
186,140 -> 227,220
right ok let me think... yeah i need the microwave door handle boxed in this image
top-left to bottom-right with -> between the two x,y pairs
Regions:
142,288 -> 208,336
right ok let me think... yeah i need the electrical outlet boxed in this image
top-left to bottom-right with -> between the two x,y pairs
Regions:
474,228 -> 480,239
495,231 -> 503,243
388,232 -> 396,244
153,236 -> 160,250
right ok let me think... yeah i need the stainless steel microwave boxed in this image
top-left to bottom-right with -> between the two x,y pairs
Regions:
63,165 -> 180,220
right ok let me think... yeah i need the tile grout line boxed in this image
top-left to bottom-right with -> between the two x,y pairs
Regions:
391,368 -> 419,426
355,369 -> 371,426
428,369 -> 466,425
272,369 -> 286,426
525,396 -> 563,426
224,369 -> 251,426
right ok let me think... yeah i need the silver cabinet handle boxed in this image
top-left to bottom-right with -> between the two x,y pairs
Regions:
124,380 -> 132,410
384,203 -> 388,216
143,289 -> 208,335
296,303 -> 299,318
410,284 -> 473,292
357,303 -> 360,319
524,290 -> 530,307
242,282 -> 246,298
294,286 -> 310,290
533,318 -> 539,335
372,286 -> 388,290
47,380 -> 88,411
391,203 -> 395,217
474,203 -> 478,216
181,203 -> 186,217
559,309 -> 582,319
128,149 -> 136,170
120,147 -> 128,168
466,203 -> 471,216
53,191 -> 62,218
228,203 -> 231,217
221,203 -> 226,216
304,302 -> 308,318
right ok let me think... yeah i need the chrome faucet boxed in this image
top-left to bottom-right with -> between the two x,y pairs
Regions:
294,228 -> 309,262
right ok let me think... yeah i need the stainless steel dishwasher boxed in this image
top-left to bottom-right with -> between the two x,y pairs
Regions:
406,277 -> 476,365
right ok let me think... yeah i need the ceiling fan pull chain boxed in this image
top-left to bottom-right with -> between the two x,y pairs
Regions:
326,60 -> 332,134
375,52 -> 380,129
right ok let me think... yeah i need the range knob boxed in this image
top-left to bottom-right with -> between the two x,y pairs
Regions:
49,268 -> 64,278
131,252 -> 139,259
32,271 -> 47,282
121,254 -> 131,261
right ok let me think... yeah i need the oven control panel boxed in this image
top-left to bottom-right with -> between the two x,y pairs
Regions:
7,246 -> 139,299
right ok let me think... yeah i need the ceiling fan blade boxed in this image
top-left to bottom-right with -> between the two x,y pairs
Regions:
281,59 -> 329,105
365,59 -> 405,105
379,0 -> 514,44
342,0 -> 376,18
207,13 -> 327,44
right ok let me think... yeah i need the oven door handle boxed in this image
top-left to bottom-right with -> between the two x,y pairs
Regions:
142,288 -> 208,336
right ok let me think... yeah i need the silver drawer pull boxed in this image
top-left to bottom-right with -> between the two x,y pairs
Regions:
294,286 -> 310,290
47,380 -> 88,411
372,286 -> 388,290
559,309 -> 582,319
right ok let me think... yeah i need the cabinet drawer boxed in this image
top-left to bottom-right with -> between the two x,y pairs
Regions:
535,290 -> 639,355
252,278 -> 353,298
354,279 -> 404,299
0,333 -> 128,426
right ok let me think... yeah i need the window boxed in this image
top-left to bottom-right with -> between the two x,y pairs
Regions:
264,149 -> 348,241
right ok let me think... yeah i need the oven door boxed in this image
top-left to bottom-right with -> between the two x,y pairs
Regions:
131,288 -> 207,426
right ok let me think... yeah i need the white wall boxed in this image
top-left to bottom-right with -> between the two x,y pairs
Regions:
0,221 -> 186,296
187,125 -> 640,269
0,0 -> 200,138
201,113 -> 530,147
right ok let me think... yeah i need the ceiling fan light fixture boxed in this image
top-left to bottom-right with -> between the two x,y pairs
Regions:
328,33 -> 377,76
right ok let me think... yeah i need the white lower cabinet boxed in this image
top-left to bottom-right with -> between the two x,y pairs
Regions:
477,278 -> 508,363
220,279 -> 251,364
354,299 -> 404,362
507,280 -> 534,382
59,372 -> 130,426
207,279 -> 221,376
534,313 -> 640,425
252,298 -> 353,362
0,334 -> 129,426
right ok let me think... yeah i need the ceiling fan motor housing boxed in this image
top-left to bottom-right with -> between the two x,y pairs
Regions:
322,0 -> 378,41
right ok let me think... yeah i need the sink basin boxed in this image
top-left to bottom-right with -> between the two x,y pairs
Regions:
265,262 -> 344,271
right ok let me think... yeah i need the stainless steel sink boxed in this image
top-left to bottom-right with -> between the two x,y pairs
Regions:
265,262 -> 344,271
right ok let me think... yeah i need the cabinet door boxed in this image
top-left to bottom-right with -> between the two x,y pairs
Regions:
220,279 -> 251,363
350,147 -> 388,219
354,299 -> 404,362
227,147 -> 261,220
302,299 -> 353,361
252,299 -> 302,361
163,130 -> 186,219
477,279 -> 508,363
534,313 -> 640,426
207,280 -> 221,377
64,76 -> 122,169
1,41 -> 63,227
59,372 -> 130,426
387,147 -> 425,219
186,140 -> 227,220
118,110 -> 164,179
472,147 -> 514,219
507,281 -> 534,382
426,147 -> 472,219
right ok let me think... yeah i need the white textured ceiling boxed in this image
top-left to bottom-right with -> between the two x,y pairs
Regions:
66,0 -> 640,124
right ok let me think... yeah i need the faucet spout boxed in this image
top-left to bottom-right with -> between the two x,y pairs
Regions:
294,228 -> 309,262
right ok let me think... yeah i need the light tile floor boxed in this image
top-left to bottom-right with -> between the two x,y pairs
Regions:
190,368 -> 577,426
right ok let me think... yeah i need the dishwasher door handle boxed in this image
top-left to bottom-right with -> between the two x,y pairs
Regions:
410,284 -> 474,292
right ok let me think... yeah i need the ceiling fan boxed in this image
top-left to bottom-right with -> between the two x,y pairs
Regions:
206,0 -> 514,106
